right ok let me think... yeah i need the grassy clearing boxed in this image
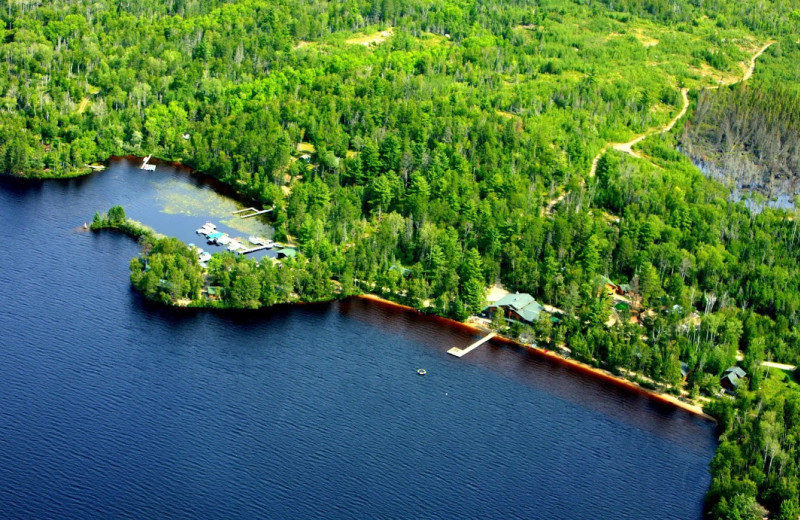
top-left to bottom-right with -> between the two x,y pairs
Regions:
296,142 -> 316,154
345,27 -> 394,46
761,367 -> 800,398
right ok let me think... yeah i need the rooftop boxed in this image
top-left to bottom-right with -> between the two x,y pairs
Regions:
488,292 -> 543,323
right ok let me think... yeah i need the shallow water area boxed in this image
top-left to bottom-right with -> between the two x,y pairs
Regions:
86,157 -> 276,260
0,161 -> 717,519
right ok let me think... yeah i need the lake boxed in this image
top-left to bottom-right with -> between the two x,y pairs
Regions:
0,159 -> 717,519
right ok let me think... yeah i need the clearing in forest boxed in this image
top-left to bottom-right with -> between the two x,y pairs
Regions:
345,28 -> 394,46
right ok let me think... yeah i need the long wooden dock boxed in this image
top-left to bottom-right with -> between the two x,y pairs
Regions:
447,332 -> 497,358
233,207 -> 274,218
239,244 -> 273,255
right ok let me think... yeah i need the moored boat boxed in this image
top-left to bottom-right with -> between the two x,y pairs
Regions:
196,222 -> 217,235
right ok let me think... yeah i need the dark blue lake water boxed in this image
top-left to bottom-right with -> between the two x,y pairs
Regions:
0,160 -> 717,519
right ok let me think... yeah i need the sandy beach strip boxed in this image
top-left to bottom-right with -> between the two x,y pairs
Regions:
356,293 -> 716,422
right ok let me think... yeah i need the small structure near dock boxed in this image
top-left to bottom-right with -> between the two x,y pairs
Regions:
448,332 -> 497,358
276,247 -> 298,259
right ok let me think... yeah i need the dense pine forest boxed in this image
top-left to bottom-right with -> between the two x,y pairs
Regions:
3,0 -> 800,517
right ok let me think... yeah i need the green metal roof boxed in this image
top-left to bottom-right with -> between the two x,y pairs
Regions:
724,366 -> 747,378
389,264 -> 412,277
277,247 -> 297,258
599,275 -> 616,286
493,292 -> 535,311
487,292 -> 543,323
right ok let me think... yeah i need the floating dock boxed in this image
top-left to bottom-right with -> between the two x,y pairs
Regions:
447,332 -> 497,358
233,207 -> 273,219
140,155 -> 155,171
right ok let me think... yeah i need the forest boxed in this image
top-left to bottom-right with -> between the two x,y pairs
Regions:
3,0 -> 800,517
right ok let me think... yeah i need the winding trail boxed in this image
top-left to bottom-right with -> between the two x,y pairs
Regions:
610,88 -> 689,159
544,41 -> 774,216
740,41 -> 775,83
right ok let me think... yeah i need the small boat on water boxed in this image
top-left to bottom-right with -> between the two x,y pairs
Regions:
196,222 -> 217,235
264,239 -> 275,249
216,235 -> 232,245
198,252 -> 212,262
417,368 -> 427,376
249,235 -> 264,245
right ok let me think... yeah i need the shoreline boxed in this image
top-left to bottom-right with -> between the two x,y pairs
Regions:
357,293 -> 716,422
82,161 -> 715,423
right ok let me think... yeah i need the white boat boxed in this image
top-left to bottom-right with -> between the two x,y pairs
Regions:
249,235 -> 265,245
196,222 -> 217,234
198,252 -> 212,262
216,235 -> 231,245
264,239 -> 274,248
228,241 -> 245,252
196,226 -> 214,235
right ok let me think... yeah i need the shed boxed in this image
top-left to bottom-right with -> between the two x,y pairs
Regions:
721,366 -> 747,391
389,265 -> 412,278
206,286 -> 222,300
277,247 -> 297,259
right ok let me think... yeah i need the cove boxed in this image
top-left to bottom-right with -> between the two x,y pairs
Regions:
0,160 -> 717,519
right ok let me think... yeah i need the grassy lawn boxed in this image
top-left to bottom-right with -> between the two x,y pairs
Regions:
761,367 -> 800,398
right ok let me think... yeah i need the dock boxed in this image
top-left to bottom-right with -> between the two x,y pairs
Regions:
233,207 -> 273,218
447,332 -> 497,358
239,244 -> 273,255
140,155 -> 155,171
